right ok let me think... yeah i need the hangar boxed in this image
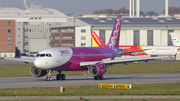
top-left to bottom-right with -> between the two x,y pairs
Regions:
51,14 -> 180,47
0,7 -> 68,57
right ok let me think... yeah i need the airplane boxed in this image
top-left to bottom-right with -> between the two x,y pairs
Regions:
91,31 -> 148,56
4,15 -> 166,81
169,32 -> 180,47
91,31 -> 180,56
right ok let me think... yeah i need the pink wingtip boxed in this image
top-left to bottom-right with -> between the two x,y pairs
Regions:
174,53 -> 177,59
4,55 -> 7,57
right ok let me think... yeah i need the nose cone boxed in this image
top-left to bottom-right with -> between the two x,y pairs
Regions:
34,57 -> 54,70
34,58 -> 43,69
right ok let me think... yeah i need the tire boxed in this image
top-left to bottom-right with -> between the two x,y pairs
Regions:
61,74 -> 65,80
94,76 -> 98,80
99,75 -> 103,80
56,74 -> 61,80
46,77 -> 49,81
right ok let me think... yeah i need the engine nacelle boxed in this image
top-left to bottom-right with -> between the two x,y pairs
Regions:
30,66 -> 47,77
88,64 -> 106,77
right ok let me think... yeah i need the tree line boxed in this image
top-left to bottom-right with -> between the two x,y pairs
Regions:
92,6 -> 180,16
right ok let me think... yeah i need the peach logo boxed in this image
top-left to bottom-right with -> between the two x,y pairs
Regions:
59,50 -> 70,55
109,17 -> 120,48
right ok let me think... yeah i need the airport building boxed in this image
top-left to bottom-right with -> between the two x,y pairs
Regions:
0,7 -> 68,56
0,20 -> 15,57
52,15 -> 180,47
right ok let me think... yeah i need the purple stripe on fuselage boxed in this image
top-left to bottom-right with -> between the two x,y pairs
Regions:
52,47 -> 117,71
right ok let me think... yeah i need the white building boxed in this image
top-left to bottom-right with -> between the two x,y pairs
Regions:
60,15 -> 180,47
0,7 -> 68,55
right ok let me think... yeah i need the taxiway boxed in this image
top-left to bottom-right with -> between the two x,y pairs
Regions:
0,73 -> 179,88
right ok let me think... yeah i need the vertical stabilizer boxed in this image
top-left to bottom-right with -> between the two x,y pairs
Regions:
91,31 -> 105,47
106,15 -> 122,49
169,33 -> 180,46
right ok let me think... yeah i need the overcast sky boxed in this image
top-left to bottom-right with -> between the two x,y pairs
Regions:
0,0 -> 180,15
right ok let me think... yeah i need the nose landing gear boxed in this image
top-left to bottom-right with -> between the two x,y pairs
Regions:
45,70 -> 66,81
46,70 -> 52,81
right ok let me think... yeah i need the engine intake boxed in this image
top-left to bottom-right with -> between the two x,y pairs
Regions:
88,64 -> 106,77
30,66 -> 47,77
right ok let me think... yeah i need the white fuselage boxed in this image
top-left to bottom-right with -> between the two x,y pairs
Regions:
143,46 -> 180,55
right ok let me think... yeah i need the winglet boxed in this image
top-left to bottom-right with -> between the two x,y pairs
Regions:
1,55 -> 7,59
174,53 -> 177,59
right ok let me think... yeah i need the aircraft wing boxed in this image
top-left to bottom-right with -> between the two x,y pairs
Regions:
120,49 -> 150,54
3,56 -> 34,63
80,55 -> 166,67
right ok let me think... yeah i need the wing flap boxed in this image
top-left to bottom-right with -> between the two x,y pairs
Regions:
119,49 -> 151,54
102,55 -> 165,64
80,55 -> 167,67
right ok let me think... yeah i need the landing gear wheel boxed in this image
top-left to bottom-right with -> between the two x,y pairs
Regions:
46,77 -> 52,81
46,70 -> 52,81
61,74 -> 65,80
56,74 -> 61,80
99,75 -> 103,80
46,77 -> 48,81
94,76 -> 98,80
49,77 -> 52,81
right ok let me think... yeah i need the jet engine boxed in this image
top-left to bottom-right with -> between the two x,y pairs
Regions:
88,64 -> 106,77
30,66 -> 47,77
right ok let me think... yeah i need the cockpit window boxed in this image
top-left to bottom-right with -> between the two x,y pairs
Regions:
36,53 -> 52,57
36,54 -> 40,57
49,54 -> 52,57
40,54 -> 45,57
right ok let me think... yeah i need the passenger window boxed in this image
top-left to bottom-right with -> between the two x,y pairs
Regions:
40,54 -> 45,57
46,54 -> 49,57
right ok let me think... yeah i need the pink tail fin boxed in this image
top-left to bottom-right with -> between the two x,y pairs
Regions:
106,15 -> 122,49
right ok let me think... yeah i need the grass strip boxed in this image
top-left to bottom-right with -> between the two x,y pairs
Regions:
0,63 -> 180,77
0,83 -> 180,96
1,99 -> 180,101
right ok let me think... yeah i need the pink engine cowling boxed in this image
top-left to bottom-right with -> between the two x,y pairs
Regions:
30,66 -> 47,77
88,64 -> 106,77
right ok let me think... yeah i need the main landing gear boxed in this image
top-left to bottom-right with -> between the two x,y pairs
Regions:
94,75 -> 103,80
56,70 -> 66,80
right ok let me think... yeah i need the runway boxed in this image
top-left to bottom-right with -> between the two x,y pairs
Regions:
0,73 -> 180,88
1,95 -> 180,100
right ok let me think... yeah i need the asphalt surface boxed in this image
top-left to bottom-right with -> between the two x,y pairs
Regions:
0,73 -> 180,88
1,95 -> 180,100
0,59 -> 180,100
